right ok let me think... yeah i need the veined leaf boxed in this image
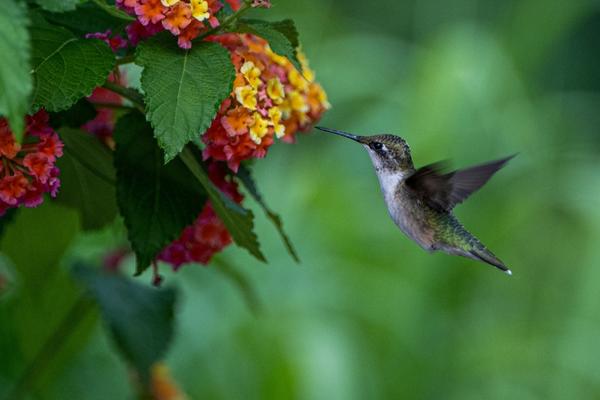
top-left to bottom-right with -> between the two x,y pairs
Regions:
0,0 -> 32,141
136,33 -> 235,162
74,264 -> 176,384
180,148 -> 266,262
238,165 -> 299,262
113,113 -> 207,274
236,19 -> 302,71
30,15 -> 115,112
56,128 -> 118,230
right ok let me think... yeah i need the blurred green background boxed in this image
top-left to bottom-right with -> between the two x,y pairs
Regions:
3,0 -> 600,398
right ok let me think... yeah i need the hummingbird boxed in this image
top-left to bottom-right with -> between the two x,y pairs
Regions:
316,126 -> 514,275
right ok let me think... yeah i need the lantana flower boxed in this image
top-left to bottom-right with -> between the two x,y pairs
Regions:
117,0 -> 241,49
202,33 -> 330,171
0,111 -> 63,215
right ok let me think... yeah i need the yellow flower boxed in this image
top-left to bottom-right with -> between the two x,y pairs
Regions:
266,46 -> 288,66
288,69 -> 308,92
240,61 -> 262,89
308,83 -> 331,110
151,363 -> 189,400
266,78 -> 285,104
161,0 -> 179,6
249,112 -> 269,144
287,90 -> 309,113
234,85 -> 257,110
190,0 -> 209,21
268,107 -> 285,138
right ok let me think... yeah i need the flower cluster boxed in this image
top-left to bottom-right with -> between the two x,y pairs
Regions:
0,111 -> 63,215
118,0 -> 241,49
158,162 -> 242,268
203,34 -> 330,171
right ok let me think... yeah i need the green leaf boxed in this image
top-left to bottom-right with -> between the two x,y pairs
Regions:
56,128 -> 118,230
36,0 -> 80,12
236,19 -> 302,71
0,0 -> 32,141
113,112 -> 207,274
136,33 -> 235,162
238,165 -> 299,262
30,15 -> 115,112
180,148 -> 266,262
74,264 -> 177,383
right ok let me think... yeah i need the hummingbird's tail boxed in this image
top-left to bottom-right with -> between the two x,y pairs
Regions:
439,215 -> 512,275
468,246 -> 512,276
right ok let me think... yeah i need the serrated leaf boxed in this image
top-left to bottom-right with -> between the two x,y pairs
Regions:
30,15 -> 115,112
56,128 -> 118,230
114,113 -> 207,274
0,0 -> 32,141
36,0 -> 79,12
237,165 -> 299,262
74,264 -> 177,383
136,33 -> 235,162
236,19 -> 302,71
180,148 -> 266,262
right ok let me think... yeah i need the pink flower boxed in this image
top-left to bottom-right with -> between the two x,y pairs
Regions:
0,111 -> 64,215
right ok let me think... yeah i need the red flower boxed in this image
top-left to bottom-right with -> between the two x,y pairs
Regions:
0,111 -> 64,215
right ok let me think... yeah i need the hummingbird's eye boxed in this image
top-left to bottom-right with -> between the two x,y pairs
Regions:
371,142 -> 384,151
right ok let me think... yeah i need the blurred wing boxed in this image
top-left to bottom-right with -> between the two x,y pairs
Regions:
405,156 -> 515,211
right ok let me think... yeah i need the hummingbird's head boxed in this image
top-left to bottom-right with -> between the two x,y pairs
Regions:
316,127 -> 414,174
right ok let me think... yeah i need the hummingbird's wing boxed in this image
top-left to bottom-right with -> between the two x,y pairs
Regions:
405,155 -> 515,211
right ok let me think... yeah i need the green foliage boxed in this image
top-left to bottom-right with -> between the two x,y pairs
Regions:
238,166 -> 299,262
56,128 -> 118,230
0,0 -> 32,141
180,149 -> 266,262
236,19 -> 302,71
74,264 -> 176,383
29,15 -> 115,112
113,113 -> 207,274
0,203 -> 97,394
136,34 -> 235,162
35,0 -> 80,12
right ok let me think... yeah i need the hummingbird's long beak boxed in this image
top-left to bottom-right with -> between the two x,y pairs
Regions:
315,126 -> 365,143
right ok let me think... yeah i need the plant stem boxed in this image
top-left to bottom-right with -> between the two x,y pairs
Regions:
4,294 -> 96,400
92,102 -> 136,111
116,54 -> 136,66
196,0 -> 253,41
102,81 -> 145,113
212,256 -> 262,316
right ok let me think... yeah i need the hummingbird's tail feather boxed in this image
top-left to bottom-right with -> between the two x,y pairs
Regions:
468,248 -> 511,275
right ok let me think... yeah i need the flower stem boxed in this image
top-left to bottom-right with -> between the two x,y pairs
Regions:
102,81 -> 145,113
116,54 -> 136,66
196,0 -> 253,41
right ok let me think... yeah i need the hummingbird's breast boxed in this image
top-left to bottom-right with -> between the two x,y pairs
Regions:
375,171 -> 437,250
